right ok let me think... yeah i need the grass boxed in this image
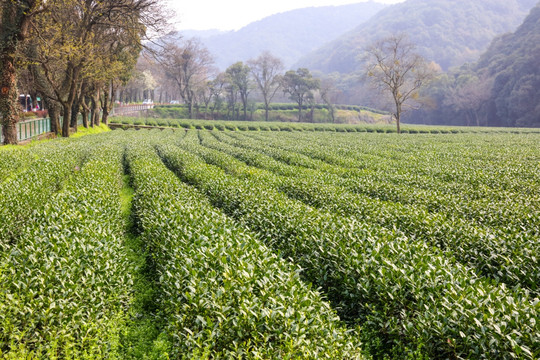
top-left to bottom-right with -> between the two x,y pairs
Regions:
72,123 -> 111,138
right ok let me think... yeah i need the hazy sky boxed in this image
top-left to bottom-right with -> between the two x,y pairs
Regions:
167,0 -> 405,31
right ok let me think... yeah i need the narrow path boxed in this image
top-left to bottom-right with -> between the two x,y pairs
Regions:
119,154 -> 169,358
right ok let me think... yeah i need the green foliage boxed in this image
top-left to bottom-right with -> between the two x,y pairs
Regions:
3,128 -> 538,359
109,116 -> 512,134
203,131 -> 540,294
0,141 -> 87,247
159,130 -> 539,359
125,134 -> 364,358
0,134 -> 132,358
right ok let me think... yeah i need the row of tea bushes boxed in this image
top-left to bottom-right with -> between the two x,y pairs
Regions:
110,115 -> 540,134
242,131 -> 539,231
158,140 -> 539,359
0,138 -> 132,358
200,131 -> 539,293
0,141 -> 88,249
0,147 -> 34,183
109,116 -> 480,134
125,134 -> 364,359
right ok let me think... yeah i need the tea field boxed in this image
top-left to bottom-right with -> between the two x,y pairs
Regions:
0,129 -> 538,359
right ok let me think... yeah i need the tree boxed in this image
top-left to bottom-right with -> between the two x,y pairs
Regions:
208,73 -> 226,119
159,37 -> 214,119
365,34 -> 436,133
281,68 -> 319,122
445,74 -> 493,127
248,52 -> 284,122
318,77 -> 342,123
0,0 -> 41,144
226,62 -> 251,120
26,0 -> 162,137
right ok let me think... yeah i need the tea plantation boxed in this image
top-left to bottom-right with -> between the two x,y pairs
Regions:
0,129 -> 538,359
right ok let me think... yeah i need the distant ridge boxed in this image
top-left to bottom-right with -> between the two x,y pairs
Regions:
178,2 -> 387,70
297,0 -> 537,73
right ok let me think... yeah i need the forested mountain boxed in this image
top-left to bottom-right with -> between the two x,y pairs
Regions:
476,3 -> 540,127
181,2 -> 386,70
298,0 -> 537,74
412,2 -> 540,128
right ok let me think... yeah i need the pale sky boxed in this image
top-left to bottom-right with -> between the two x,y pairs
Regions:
167,0 -> 405,31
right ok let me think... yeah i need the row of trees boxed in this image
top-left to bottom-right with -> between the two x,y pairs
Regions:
124,35 -> 352,123
0,0 -> 164,144
1,1 -> 437,142
129,33 -> 436,132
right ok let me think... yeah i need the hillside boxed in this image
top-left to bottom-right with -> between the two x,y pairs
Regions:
408,2 -> 540,128
182,2 -> 386,70
476,2 -> 540,127
298,0 -> 537,73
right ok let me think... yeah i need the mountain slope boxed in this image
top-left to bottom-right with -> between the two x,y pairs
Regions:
184,2 -> 386,70
477,2 -> 540,127
298,0 -> 537,73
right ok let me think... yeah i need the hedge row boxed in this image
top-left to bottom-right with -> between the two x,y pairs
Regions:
237,130 -> 539,234
0,136 -> 132,358
194,130 -> 540,294
158,137 -> 539,359
110,116 -> 477,134
125,133 -> 364,358
0,141 -> 88,249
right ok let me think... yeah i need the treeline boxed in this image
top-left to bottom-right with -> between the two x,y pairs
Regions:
0,0 -> 164,144
410,3 -> 540,128
150,103 -> 386,124
122,37 -> 354,123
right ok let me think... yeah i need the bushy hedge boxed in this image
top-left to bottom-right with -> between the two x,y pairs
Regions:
158,134 -> 539,359
0,136 -> 132,358
125,135 -> 364,359
201,131 -> 540,294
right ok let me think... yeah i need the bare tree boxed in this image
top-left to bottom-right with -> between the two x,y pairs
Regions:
226,62 -> 251,121
248,52 -> 284,122
209,73 -> 226,119
365,33 -> 436,133
318,77 -> 342,123
445,75 -> 494,127
159,37 -> 214,119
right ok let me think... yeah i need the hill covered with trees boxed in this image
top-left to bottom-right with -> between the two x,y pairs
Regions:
298,0 -> 537,73
185,2 -> 386,70
411,2 -> 540,128
476,2 -> 540,127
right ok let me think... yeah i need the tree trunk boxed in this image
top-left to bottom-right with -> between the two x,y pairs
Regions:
101,86 -> 109,125
101,83 -> 114,125
70,97 -> 79,131
62,103 -> 71,138
0,2 -> 38,144
45,98 -> 61,135
91,88 -> 101,127
0,57 -> 20,145
394,98 -> 402,134
61,66 -> 81,137
80,95 -> 90,128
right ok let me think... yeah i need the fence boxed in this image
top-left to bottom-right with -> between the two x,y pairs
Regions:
0,117 -> 51,143
110,104 -> 154,116
1,104 -> 152,144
